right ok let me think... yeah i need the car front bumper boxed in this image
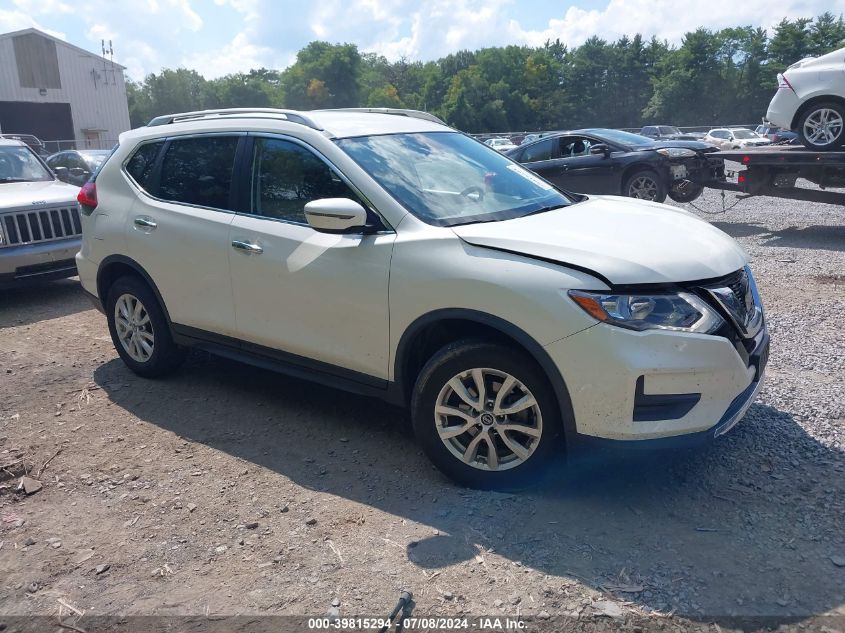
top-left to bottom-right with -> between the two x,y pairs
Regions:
0,238 -> 80,287
545,322 -> 768,443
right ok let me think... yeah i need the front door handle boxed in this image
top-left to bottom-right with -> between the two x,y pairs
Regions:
231,239 -> 263,255
134,216 -> 157,230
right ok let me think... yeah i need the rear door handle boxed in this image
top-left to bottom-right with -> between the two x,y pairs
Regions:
134,216 -> 157,230
231,239 -> 263,255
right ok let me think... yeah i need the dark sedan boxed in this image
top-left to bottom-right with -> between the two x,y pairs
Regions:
505,128 -> 723,203
46,149 -> 112,186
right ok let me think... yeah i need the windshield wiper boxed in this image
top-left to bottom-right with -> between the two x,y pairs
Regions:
0,177 -> 32,183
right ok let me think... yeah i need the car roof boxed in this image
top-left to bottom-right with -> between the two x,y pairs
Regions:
0,138 -> 26,147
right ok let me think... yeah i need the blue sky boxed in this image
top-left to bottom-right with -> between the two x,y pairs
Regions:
0,0 -> 840,80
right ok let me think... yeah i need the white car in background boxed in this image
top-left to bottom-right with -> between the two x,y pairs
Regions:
766,46 -> 845,150
484,137 -> 518,152
703,128 -> 771,150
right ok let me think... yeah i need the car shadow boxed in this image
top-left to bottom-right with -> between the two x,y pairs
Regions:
92,354 -> 845,627
0,278 -> 90,329
710,222 -> 845,251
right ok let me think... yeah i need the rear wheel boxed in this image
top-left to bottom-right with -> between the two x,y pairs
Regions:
798,102 -> 845,150
623,169 -> 667,202
411,340 -> 562,489
106,276 -> 186,377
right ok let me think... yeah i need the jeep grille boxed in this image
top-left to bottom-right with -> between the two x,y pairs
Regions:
0,206 -> 82,248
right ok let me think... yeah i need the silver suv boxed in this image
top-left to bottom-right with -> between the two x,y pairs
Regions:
0,139 -> 83,287
77,108 -> 767,489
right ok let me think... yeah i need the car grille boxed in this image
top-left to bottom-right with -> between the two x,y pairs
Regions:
0,206 -> 82,248
700,267 -> 764,339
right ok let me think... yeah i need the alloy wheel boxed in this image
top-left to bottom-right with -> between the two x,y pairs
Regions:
434,368 -> 543,471
628,175 -> 659,200
803,108 -> 843,146
114,293 -> 155,363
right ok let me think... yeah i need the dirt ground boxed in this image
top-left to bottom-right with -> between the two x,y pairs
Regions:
1,190 -> 844,633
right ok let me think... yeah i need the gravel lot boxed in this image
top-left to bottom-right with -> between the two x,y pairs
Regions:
1,182 -> 843,632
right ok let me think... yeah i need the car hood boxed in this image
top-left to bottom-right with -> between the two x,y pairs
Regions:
641,139 -> 718,152
0,180 -> 80,210
451,195 -> 747,286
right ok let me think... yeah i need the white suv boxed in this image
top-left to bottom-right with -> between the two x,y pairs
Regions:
766,46 -> 845,150
76,107 -> 769,489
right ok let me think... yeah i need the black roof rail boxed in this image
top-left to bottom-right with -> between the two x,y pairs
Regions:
146,108 -> 323,130
315,108 -> 446,125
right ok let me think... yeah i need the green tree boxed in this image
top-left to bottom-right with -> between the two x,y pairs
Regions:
281,42 -> 361,109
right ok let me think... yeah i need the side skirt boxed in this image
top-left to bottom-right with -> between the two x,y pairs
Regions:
170,324 -> 405,406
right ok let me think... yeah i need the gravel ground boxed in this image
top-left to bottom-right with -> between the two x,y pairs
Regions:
0,181 -> 843,633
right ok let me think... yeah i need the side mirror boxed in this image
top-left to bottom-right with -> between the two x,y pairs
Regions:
590,144 -> 610,158
304,198 -> 369,234
52,166 -> 69,181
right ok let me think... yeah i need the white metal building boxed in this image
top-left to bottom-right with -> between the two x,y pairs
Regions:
0,28 -> 130,151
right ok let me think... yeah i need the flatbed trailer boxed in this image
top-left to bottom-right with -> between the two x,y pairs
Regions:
704,146 -> 845,205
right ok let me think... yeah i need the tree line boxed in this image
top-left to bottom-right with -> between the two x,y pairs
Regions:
127,13 -> 845,133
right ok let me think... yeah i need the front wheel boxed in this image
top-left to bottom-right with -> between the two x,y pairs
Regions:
411,340 -> 562,489
623,169 -> 667,202
798,102 -> 845,150
668,182 -> 704,203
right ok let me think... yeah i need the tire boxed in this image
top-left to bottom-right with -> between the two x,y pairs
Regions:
668,182 -> 704,203
105,275 -> 186,378
411,340 -> 562,489
623,168 -> 667,202
797,102 -> 845,150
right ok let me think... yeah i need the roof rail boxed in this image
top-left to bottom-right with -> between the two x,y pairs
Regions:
146,108 -> 323,130
316,108 -> 446,125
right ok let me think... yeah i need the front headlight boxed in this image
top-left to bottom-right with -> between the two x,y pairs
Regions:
568,290 -> 724,333
656,148 -> 696,158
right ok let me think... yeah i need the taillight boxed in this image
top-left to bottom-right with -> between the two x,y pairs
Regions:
777,73 -> 795,92
77,181 -> 98,210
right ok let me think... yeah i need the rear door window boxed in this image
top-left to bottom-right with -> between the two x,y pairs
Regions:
520,138 -> 555,163
159,136 -> 239,210
125,141 -> 164,192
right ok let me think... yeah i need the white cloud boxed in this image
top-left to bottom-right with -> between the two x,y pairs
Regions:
0,10 -> 66,38
6,0 -> 839,80
11,0 -> 73,15
513,0 -> 841,49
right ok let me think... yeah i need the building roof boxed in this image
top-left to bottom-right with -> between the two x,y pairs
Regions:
0,28 -> 126,70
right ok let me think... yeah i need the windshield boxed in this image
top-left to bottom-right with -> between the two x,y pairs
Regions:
337,132 -> 573,227
733,129 -> 758,139
0,145 -> 52,182
586,129 -> 654,147
659,126 -> 682,135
